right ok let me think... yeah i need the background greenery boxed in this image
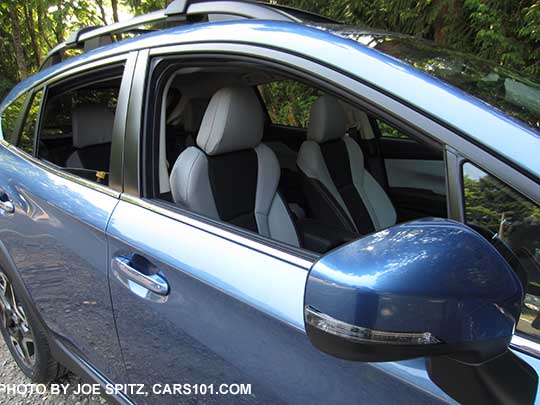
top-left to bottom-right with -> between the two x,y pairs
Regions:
1,0 -> 540,102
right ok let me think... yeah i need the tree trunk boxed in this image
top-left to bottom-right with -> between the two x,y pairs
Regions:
96,0 -> 108,25
111,0 -> 120,23
9,6 -> 28,80
23,3 -> 41,68
36,3 -> 53,50
55,0 -> 64,43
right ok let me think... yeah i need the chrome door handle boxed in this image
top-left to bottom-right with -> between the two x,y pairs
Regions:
0,198 -> 14,214
112,256 -> 169,296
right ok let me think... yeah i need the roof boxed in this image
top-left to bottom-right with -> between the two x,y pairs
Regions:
2,20 -> 539,178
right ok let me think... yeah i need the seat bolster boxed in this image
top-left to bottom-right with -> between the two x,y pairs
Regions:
170,146 -> 219,220
268,193 -> 300,247
297,140 -> 355,226
65,152 -> 83,168
253,144 -> 299,246
343,136 -> 396,230
254,144 -> 280,236
363,173 -> 397,229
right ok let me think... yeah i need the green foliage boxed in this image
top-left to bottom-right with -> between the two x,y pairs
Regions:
259,81 -> 319,127
1,0 -> 539,102
0,93 -> 25,142
464,170 -> 540,233
271,0 -> 540,83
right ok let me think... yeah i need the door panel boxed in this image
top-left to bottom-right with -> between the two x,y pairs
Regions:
385,160 -> 446,195
108,199 -> 452,404
0,145 -> 124,382
380,137 -> 446,220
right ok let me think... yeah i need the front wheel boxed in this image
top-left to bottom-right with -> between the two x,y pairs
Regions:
0,270 -> 65,382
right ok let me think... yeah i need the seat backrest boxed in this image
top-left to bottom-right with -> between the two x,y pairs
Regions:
297,95 -> 396,234
66,104 -> 114,171
170,86 -> 300,247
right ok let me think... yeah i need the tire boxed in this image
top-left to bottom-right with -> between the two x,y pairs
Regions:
0,269 -> 66,382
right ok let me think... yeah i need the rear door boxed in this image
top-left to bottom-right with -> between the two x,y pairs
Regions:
0,53 -> 135,383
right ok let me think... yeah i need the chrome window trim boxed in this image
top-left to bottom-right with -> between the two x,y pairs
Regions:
511,335 -> 540,358
119,193 -> 314,270
6,145 -> 120,199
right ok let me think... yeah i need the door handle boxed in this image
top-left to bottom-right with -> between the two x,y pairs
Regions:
112,256 -> 169,296
0,193 -> 14,214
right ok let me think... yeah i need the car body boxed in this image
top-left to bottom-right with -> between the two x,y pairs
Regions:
1,1 -> 540,404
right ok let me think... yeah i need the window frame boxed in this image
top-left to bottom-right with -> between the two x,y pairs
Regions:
12,53 -> 137,196
124,44 -> 454,262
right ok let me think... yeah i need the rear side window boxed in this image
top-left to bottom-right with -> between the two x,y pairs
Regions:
1,94 -> 26,143
17,90 -> 43,155
258,80 -> 319,128
36,66 -> 123,186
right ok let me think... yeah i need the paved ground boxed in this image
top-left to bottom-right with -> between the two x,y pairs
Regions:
0,337 -> 106,405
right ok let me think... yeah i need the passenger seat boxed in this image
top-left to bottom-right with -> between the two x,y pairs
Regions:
296,96 -> 396,234
170,87 -> 300,247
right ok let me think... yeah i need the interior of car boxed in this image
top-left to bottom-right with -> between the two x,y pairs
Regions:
144,61 -> 448,254
37,68 -> 123,186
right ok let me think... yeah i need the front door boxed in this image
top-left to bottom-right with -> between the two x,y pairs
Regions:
107,198 -> 452,404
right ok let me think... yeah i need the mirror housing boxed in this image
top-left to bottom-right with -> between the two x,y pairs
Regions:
304,218 -> 523,363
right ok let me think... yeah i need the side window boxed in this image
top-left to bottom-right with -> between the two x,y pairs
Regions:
376,119 -> 408,139
17,90 -> 43,155
462,163 -> 540,341
0,94 -> 26,144
258,80 -> 319,128
36,69 -> 122,186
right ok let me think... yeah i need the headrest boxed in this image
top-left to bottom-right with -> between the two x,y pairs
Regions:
307,95 -> 347,144
197,87 -> 263,156
72,104 -> 115,149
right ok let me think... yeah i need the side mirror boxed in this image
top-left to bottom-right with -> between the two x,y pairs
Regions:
305,218 -> 537,404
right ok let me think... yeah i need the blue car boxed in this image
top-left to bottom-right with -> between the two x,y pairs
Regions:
1,1 -> 540,404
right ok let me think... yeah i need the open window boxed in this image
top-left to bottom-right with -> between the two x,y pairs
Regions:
36,65 -> 124,186
143,58 -> 447,255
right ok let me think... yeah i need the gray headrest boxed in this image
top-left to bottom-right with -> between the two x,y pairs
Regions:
196,87 -> 263,156
72,104 -> 115,149
307,96 -> 347,144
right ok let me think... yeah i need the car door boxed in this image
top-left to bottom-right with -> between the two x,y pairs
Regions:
0,54 -> 135,383
106,45 -> 456,405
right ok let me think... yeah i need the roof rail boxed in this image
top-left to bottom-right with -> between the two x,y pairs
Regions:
40,0 -> 336,70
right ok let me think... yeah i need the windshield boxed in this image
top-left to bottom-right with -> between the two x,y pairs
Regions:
330,27 -> 540,133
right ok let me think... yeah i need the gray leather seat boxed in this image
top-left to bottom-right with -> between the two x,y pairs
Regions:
66,104 -> 115,172
170,87 -> 300,247
297,95 -> 396,234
